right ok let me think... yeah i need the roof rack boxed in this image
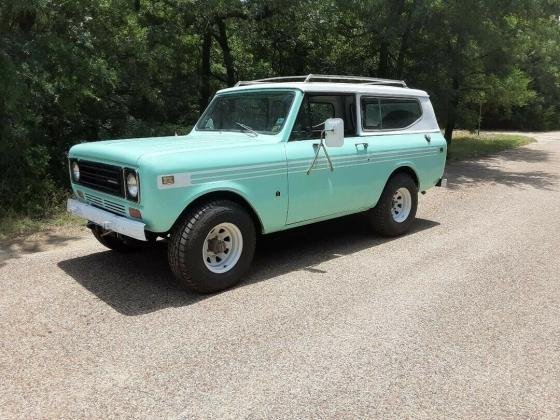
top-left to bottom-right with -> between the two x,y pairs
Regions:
235,74 -> 407,88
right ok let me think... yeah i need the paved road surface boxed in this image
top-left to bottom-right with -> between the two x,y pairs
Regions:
1,133 -> 559,418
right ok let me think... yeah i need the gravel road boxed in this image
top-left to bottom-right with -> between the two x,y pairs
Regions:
1,132 -> 559,418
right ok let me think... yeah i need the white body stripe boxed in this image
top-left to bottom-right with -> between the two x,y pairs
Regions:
160,147 -> 442,186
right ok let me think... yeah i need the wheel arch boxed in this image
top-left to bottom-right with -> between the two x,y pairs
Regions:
172,189 -> 265,234
387,165 -> 420,190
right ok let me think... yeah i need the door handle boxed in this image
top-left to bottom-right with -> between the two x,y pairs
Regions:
425,134 -> 431,143
355,142 -> 368,150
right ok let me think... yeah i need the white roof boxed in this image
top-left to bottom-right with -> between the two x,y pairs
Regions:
218,82 -> 429,98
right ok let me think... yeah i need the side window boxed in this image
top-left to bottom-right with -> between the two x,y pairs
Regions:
309,102 -> 335,127
361,98 -> 381,129
380,98 -> 422,129
361,97 -> 422,130
290,94 -> 357,140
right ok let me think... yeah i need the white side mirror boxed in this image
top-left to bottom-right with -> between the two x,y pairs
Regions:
324,118 -> 344,147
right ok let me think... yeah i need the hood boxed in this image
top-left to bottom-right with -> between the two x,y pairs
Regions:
69,131 -> 275,166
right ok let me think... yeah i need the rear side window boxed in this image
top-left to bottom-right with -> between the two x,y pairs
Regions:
361,97 -> 422,130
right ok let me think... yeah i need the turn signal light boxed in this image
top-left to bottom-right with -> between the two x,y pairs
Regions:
129,208 -> 142,219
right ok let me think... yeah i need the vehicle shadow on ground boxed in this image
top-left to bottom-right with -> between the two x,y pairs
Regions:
0,232 -> 84,269
446,147 -> 559,191
57,216 -> 439,316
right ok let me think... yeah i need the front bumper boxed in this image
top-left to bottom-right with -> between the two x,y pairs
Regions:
67,198 -> 147,241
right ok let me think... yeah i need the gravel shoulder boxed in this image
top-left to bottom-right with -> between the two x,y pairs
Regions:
1,132 -> 559,418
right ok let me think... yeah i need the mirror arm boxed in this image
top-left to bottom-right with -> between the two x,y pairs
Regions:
323,141 -> 334,171
306,140 -> 322,175
306,130 -> 334,175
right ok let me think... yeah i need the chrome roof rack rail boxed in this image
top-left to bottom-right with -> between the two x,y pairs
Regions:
235,74 -> 407,88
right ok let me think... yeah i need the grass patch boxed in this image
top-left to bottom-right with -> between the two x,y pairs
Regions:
448,133 -> 535,161
0,208 -> 84,242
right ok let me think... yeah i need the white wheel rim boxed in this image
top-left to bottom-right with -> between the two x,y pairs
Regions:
202,223 -> 243,274
391,187 -> 412,223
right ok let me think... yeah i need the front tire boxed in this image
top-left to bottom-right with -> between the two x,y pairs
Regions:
367,173 -> 418,237
168,200 -> 256,293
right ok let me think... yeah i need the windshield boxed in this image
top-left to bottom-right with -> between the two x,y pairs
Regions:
196,91 -> 295,135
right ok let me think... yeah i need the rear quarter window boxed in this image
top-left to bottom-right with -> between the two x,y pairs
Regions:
361,97 -> 422,130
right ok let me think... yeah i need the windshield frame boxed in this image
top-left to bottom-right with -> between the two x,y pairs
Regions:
194,89 -> 297,136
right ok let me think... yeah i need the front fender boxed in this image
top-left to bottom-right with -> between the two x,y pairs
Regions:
176,182 -> 265,229
141,176 -> 288,234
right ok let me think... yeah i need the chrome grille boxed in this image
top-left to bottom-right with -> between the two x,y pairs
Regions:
77,160 -> 124,197
84,192 -> 127,216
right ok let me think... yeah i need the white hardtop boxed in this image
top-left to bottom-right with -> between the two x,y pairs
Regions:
218,82 -> 429,98
215,75 -> 439,134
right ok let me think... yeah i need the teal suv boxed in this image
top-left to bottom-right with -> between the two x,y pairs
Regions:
67,75 -> 447,293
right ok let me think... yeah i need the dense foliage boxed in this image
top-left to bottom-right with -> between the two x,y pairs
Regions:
1,0 -> 559,217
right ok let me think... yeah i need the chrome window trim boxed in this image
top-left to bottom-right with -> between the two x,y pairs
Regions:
358,128 -> 441,137
288,92 -> 358,142
358,95 -> 424,133
194,89 -> 296,135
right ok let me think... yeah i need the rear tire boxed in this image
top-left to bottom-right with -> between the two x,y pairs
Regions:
91,225 -> 145,252
367,173 -> 418,237
168,200 -> 256,293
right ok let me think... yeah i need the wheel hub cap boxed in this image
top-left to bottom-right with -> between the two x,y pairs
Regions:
391,187 -> 412,223
202,223 -> 243,274
207,237 -> 227,254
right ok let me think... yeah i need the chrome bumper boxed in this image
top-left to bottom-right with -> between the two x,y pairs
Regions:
67,198 -> 147,241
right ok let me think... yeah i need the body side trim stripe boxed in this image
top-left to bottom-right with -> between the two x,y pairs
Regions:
189,152 -> 440,184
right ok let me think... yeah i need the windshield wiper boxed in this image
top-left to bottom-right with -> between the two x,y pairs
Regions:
234,122 -> 258,137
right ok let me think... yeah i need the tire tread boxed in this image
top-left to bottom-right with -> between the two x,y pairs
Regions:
368,173 -> 418,237
168,200 -> 255,293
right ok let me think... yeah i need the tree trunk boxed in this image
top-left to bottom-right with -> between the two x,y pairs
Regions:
378,0 -> 406,78
395,26 -> 410,79
215,18 -> 236,86
378,40 -> 389,77
444,111 -> 455,144
444,76 -> 460,144
199,28 -> 212,111
395,1 -> 415,79
16,9 -> 36,32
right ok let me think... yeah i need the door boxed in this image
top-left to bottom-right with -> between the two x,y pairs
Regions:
285,94 -> 373,224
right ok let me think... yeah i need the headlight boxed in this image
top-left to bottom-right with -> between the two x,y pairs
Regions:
72,161 -> 80,181
126,171 -> 139,199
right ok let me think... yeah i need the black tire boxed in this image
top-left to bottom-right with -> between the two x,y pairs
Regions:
91,225 -> 145,252
168,200 -> 256,293
367,173 -> 418,237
